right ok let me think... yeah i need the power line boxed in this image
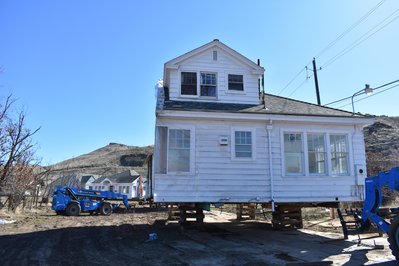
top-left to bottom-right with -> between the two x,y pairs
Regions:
315,0 -> 386,58
277,1 -> 386,97
324,79 -> 399,106
288,75 -> 312,97
277,66 -> 308,95
337,83 -> 399,109
321,8 -> 399,69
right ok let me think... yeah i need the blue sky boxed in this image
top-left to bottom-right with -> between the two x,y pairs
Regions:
1,1 -> 398,164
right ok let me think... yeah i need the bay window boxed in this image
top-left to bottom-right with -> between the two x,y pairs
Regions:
330,134 -> 349,175
284,133 -> 303,174
307,134 -> 326,174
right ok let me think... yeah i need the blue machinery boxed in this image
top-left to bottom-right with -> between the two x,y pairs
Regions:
339,167 -> 399,261
51,186 -> 130,216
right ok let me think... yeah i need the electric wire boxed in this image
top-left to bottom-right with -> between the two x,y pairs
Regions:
277,1 -> 386,97
337,83 -> 399,109
277,66 -> 308,95
321,8 -> 399,69
324,79 -> 399,106
315,0 -> 386,59
287,75 -> 312,97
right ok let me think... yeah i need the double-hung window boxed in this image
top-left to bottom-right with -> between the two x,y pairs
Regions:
307,134 -> 326,174
284,133 -> 303,174
228,74 -> 244,91
168,129 -> 191,172
330,134 -> 349,175
234,131 -> 252,158
181,72 -> 197,96
200,72 -> 217,97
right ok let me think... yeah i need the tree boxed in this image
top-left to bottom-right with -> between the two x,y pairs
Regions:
0,95 -> 41,210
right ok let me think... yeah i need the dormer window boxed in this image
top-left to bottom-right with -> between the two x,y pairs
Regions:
228,74 -> 244,91
181,72 -> 197,95
200,72 -> 217,97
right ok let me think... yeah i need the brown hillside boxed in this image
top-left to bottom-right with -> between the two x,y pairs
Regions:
49,143 -> 153,177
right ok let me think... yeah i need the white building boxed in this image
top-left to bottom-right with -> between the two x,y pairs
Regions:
152,39 -> 373,207
90,170 -> 146,199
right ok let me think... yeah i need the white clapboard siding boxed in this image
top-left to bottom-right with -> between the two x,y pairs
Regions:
166,47 -> 260,104
153,117 -> 367,203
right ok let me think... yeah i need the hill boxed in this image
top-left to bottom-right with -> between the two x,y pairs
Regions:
364,116 -> 399,176
49,143 -> 153,177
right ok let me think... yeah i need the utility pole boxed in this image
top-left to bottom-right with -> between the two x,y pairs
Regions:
312,58 -> 321,105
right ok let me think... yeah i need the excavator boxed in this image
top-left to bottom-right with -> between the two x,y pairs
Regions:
340,167 -> 399,261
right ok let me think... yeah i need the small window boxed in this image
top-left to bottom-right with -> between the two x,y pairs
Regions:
168,129 -> 191,172
330,135 -> 349,174
213,50 -> 217,61
307,134 -> 326,174
181,72 -> 197,95
200,73 -> 217,97
284,133 -> 303,174
89,186 -> 93,190
235,131 -> 252,158
228,74 -> 244,91
126,186 -> 129,193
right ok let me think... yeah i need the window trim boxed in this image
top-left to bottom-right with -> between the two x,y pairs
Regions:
228,74 -> 244,91
166,126 -> 195,175
231,127 -> 256,161
282,132 -> 305,176
179,70 -> 218,99
281,129 -> 353,177
200,72 -> 217,98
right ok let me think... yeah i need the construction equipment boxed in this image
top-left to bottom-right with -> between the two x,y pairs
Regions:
51,186 -> 130,216
339,167 -> 399,261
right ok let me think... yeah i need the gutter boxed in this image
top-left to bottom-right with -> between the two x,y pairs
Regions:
267,121 -> 275,212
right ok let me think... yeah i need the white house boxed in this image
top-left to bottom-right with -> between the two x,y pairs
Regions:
90,170 -> 146,199
152,39 -> 373,208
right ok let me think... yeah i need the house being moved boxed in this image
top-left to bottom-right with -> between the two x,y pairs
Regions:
150,39 -> 373,223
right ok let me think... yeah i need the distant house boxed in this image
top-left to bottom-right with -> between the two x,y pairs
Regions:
80,174 -> 98,189
91,170 -> 146,199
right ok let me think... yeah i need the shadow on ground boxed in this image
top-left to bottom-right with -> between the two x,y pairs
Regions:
0,220 -> 396,266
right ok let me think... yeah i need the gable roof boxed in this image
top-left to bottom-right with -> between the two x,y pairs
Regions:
164,39 -> 265,75
163,94 -> 366,118
92,170 -> 140,184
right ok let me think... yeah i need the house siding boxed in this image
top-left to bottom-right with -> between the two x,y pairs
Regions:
166,47 -> 260,105
153,116 -> 367,203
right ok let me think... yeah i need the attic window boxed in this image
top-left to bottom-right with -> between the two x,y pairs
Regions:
228,74 -> 244,91
213,50 -> 217,61
181,72 -> 197,95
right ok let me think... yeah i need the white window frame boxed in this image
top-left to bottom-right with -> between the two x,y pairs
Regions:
166,126 -> 195,175
307,133 -> 327,176
226,73 -> 246,94
200,72 -> 217,98
179,70 -> 218,99
231,127 -> 256,161
329,134 -> 350,176
282,132 -> 305,176
281,129 -> 353,177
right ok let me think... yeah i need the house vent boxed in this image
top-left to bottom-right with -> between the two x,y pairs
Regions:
219,136 -> 228,145
213,50 -> 217,61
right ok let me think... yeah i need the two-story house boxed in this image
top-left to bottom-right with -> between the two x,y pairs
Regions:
152,40 -> 373,220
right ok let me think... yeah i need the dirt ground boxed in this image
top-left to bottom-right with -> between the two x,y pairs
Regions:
0,206 -> 396,266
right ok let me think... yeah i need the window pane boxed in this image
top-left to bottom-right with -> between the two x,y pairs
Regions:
284,133 -> 303,174
181,72 -> 197,95
168,129 -> 190,172
200,73 -> 216,96
330,134 -> 349,174
235,131 -> 252,158
228,74 -> 243,91
307,134 -> 326,174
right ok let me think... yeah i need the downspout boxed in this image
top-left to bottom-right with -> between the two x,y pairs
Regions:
267,120 -> 275,212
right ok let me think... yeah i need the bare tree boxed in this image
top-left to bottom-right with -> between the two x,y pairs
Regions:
0,95 -> 41,211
